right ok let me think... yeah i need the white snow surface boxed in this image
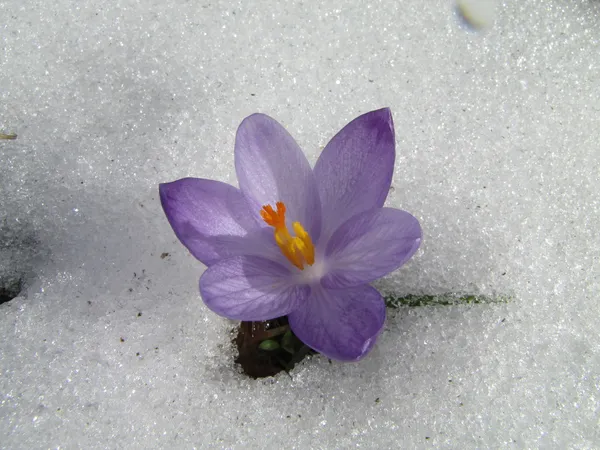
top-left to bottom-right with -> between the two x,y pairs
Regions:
1,0 -> 599,448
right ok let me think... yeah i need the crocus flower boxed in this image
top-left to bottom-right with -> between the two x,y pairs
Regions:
160,108 -> 422,361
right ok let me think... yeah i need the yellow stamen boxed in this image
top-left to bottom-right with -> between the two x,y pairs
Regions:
260,202 -> 315,270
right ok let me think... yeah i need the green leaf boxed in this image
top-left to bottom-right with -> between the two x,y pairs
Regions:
281,330 -> 296,354
383,293 -> 511,308
258,339 -> 280,351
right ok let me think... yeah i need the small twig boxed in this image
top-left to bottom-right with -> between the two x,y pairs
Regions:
261,325 -> 290,339
0,133 -> 17,140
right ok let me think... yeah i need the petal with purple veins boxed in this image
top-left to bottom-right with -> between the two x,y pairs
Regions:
235,113 -> 321,239
321,207 -> 421,289
199,256 -> 309,321
314,108 -> 395,240
159,178 -> 261,266
288,284 -> 385,361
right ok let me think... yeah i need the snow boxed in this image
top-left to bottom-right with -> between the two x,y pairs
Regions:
1,0 -> 599,448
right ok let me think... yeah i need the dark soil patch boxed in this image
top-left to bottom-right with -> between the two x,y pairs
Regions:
234,316 -> 314,378
0,277 -> 22,304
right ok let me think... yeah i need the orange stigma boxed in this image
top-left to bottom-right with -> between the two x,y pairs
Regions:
260,202 -> 315,270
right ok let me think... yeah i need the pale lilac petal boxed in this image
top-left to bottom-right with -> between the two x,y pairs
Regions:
314,108 -> 395,240
160,178 -> 263,266
199,256 -> 309,321
235,113 -> 321,239
321,208 -> 422,289
288,284 -> 385,361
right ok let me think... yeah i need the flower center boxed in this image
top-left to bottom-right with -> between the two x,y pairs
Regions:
260,201 -> 315,270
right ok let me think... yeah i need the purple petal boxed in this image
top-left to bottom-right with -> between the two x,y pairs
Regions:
321,208 -> 421,289
199,256 -> 309,321
288,284 -> 385,361
235,113 -> 321,239
159,178 -> 260,266
314,108 -> 395,240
